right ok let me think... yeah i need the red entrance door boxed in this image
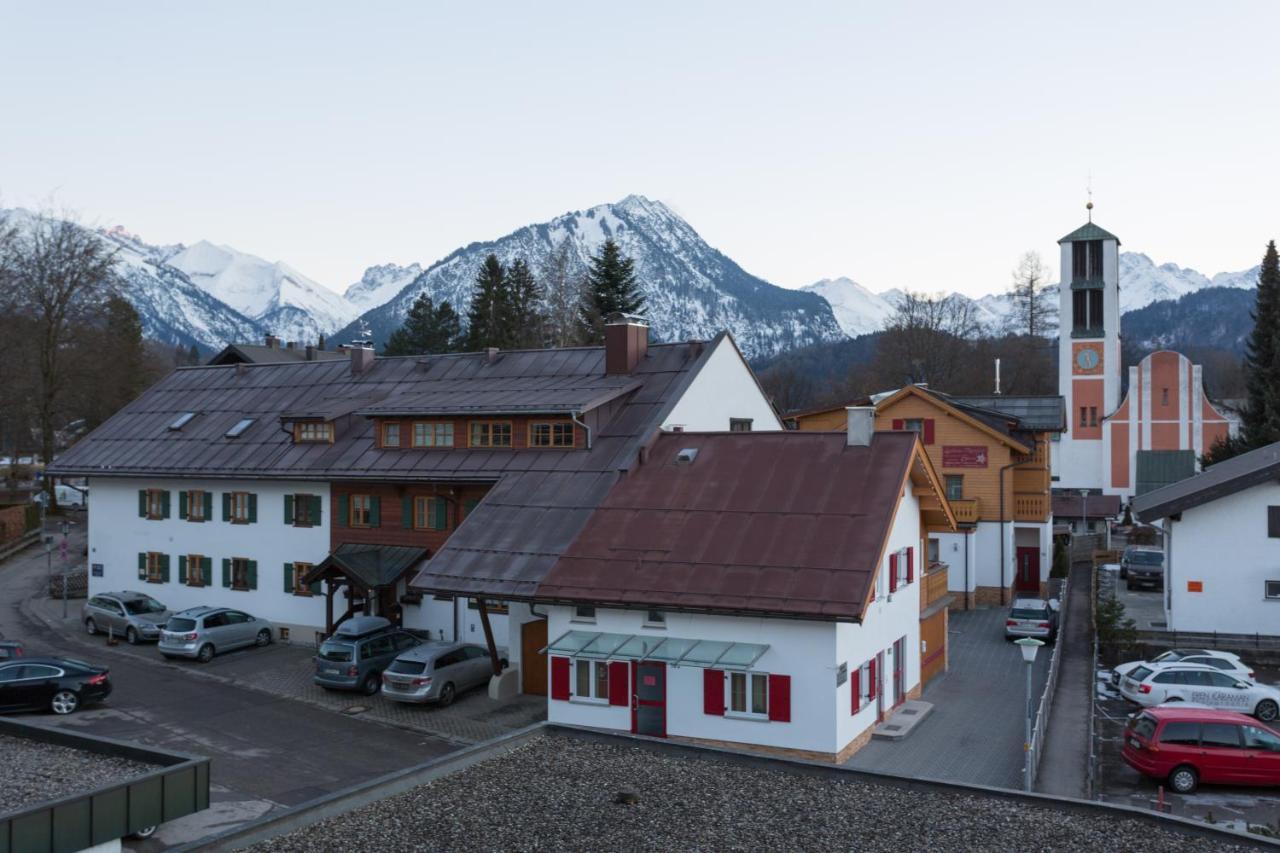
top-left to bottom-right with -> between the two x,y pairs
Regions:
631,662 -> 666,738
1016,547 -> 1040,593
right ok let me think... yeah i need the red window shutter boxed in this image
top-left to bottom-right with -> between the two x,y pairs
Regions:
768,674 -> 791,722
868,659 -> 877,699
608,661 -> 629,706
550,656 -> 571,701
889,553 -> 899,593
906,547 -> 915,584
923,418 -> 935,445
891,418 -> 904,431
851,667 -> 861,713
703,669 -> 725,716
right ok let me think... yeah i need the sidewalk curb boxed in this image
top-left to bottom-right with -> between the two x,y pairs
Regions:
16,591 -> 479,748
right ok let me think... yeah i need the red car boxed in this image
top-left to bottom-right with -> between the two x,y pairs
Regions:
1122,705 -> 1280,793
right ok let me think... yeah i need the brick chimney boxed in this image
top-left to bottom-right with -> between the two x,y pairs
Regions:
604,314 -> 649,375
350,345 -> 375,375
264,335 -> 280,349
305,344 -> 316,361
286,341 -> 296,350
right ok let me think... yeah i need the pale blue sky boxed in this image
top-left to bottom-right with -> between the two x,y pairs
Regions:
3,2 -> 1278,297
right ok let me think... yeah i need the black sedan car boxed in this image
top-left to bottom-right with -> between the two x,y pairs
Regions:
0,656 -> 111,715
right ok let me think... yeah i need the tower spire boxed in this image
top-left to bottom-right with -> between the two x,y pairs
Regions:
1086,172 -> 1094,222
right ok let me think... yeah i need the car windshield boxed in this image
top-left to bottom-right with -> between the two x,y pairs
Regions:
1128,551 -> 1163,566
318,641 -> 354,663
1129,666 -> 1154,681
124,597 -> 165,615
387,659 -> 427,675
1130,713 -> 1157,740
1011,608 -> 1046,619
166,618 -> 197,632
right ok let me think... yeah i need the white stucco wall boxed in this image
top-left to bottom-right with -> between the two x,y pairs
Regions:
933,531 -> 976,595
87,477 -> 331,639
661,337 -> 782,432
1164,482 -> 1280,635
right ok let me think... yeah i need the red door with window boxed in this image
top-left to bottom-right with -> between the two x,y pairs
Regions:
1015,547 -> 1040,593
632,661 -> 666,738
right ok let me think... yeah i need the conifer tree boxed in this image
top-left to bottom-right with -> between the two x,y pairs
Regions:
506,258 -> 545,348
1243,240 -> 1280,448
316,333 -> 326,351
465,254 -> 510,350
578,239 -> 645,344
384,292 -> 462,355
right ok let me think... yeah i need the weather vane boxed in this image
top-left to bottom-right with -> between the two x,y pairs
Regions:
1086,171 -> 1094,222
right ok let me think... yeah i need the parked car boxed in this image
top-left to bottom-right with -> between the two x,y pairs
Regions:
83,591 -> 172,644
1118,663 -> 1280,722
314,616 -> 423,695
0,656 -> 111,715
1122,706 -> 1280,793
1120,546 -> 1164,590
0,639 -> 24,661
381,641 -> 507,707
1112,649 -> 1252,687
159,607 -> 273,663
1004,597 -> 1059,643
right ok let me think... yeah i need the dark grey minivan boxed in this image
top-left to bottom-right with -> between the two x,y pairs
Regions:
314,616 -> 422,695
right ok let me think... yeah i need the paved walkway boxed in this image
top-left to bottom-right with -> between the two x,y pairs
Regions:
847,607 -> 1051,790
1035,561 -> 1092,798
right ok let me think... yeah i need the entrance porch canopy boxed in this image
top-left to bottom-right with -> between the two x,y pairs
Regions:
301,543 -> 428,635
543,630 -> 769,670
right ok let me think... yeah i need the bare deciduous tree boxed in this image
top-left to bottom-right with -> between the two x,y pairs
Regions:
540,238 -> 583,348
874,290 -> 981,389
1005,251 -> 1057,338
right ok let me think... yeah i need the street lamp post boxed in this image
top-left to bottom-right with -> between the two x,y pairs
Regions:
1079,489 -> 1088,538
1015,637 -> 1045,792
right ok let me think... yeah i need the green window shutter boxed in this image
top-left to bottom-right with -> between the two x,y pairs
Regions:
203,492 -> 213,521
160,554 -> 171,583
369,496 -> 381,527
179,490 -> 188,520
336,494 -> 348,528
310,495 -> 322,526
222,492 -> 231,522
178,555 -> 187,584
137,552 -> 147,580
138,490 -> 147,518
463,498 -> 479,518
248,493 -> 258,523
310,577 -> 322,595
221,558 -> 231,588
161,491 -> 171,518
248,560 -> 258,590
284,494 -> 294,525
284,562 -> 294,593
202,557 -> 212,586
402,497 -> 412,529
433,498 -> 448,530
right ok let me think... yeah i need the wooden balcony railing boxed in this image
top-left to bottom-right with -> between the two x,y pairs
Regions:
923,562 -> 949,611
949,498 -> 979,524
1013,492 -> 1048,521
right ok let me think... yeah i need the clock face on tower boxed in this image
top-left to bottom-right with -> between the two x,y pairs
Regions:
1075,346 -> 1100,372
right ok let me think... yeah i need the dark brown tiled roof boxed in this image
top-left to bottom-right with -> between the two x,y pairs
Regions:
1051,493 -> 1121,519
535,431 -> 921,621
207,344 -> 346,365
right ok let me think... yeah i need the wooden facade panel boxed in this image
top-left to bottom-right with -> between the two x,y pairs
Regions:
920,608 -> 947,685
373,415 -> 586,451
330,482 -> 491,552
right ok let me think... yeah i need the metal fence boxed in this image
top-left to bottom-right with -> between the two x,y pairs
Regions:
1026,574 -> 1068,788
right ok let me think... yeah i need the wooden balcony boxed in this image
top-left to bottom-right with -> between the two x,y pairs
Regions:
1013,492 -> 1048,521
949,498 -> 979,524
922,562 -> 949,612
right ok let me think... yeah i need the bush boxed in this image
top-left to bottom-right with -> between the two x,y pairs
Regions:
1096,594 -> 1138,665
1051,541 -> 1069,578
1121,504 -> 1133,527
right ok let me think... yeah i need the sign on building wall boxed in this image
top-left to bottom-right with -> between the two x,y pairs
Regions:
942,445 -> 989,468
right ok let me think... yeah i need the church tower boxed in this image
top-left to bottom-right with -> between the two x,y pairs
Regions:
1054,207 -> 1122,491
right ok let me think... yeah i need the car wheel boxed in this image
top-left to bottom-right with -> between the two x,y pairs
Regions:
1165,696 -> 1183,702
50,690 -> 79,715
438,682 -> 456,707
1168,764 -> 1198,794
129,825 -> 158,840
196,643 -> 215,663
361,673 -> 380,696
1256,699 -> 1279,722
255,629 -> 271,647
126,626 -> 139,645
84,618 -> 97,636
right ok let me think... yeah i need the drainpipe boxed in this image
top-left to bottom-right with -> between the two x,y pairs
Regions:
571,411 -> 592,449
999,437 -> 1043,606
964,531 -> 971,611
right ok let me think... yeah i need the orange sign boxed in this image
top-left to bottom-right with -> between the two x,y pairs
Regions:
1187,580 -> 1203,593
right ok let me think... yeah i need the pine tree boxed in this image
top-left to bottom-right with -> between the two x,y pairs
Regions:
506,258 -> 545,348
316,333 -> 326,351
186,343 -> 200,365
578,239 -> 645,344
465,254 -> 512,350
384,293 -> 463,355
1243,240 -> 1280,449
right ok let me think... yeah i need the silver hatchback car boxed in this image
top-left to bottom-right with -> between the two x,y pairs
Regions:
159,606 -> 273,662
1004,597 -> 1060,644
83,592 -> 171,644
381,641 -> 506,706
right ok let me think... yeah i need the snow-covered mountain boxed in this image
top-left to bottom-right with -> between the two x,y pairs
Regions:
344,262 -> 424,310
166,240 -> 357,343
335,194 -> 844,359
800,278 -> 895,337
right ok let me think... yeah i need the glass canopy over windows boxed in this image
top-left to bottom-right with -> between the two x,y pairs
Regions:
542,630 -> 768,671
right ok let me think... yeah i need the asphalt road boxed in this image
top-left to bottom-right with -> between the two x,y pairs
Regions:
0,519 -> 454,849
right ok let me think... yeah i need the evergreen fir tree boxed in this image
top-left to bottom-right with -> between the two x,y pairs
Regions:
578,239 -> 645,344
384,293 -> 463,355
316,333 -> 326,351
465,254 -> 511,350
1243,240 -> 1280,449
506,258 -> 545,348
186,343 -> 200,365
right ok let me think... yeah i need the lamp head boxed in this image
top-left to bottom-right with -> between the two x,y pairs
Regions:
1014,637 -> 1044,663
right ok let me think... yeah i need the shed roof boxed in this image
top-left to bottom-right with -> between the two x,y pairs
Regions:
534,431 -> 949,621
944,395 -> 1067,433
1050,493 -> 1121,519
308,543 -> 427,589
1133,440 -> 1280,521
207,344 -> 346,365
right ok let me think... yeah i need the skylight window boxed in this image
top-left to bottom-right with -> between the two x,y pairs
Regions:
168,412 -> 197,431
225,418 -> 255,438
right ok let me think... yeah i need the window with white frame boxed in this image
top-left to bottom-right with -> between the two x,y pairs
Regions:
854,660 -> 873,710
927,538 -> 940,564
573,659 -> 609,701
727,671 -> 768,717
573,605 -> 596,622
896,549 -> 909,587
644,609 -> 665,627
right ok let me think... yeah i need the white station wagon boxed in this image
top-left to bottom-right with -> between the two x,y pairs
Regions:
1118,663 -> 1280,722
1112,649 -> 1253,687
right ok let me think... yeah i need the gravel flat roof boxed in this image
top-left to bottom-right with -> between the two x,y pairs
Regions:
250,737 -> 1254,852
0,735 -> 158,815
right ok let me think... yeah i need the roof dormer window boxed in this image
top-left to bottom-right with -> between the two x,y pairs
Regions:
294,421 -> 334,443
